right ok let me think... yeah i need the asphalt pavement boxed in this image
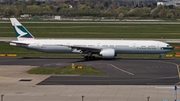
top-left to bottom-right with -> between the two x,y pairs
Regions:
0,57 -> 179,85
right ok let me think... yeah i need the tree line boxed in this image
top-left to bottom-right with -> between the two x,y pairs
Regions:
0,0 -> 180,19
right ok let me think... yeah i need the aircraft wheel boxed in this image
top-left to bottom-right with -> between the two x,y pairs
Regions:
84,56 -> 95,60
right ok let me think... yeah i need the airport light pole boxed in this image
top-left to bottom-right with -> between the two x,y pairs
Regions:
1,95 -> 4,101
82,95 -> 84,101
147,96 -> 150,101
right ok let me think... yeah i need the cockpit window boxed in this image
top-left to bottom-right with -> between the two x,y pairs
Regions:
167,45 -> 172,47
162,45 -> 173,50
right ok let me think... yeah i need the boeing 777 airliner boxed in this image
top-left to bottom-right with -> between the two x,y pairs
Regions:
10,18 -> 173,59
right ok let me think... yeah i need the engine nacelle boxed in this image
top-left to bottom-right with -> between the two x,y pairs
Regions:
99,48 -> 115,59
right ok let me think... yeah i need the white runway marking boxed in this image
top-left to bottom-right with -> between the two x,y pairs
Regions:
156,86 -> 179,90
109,64 -> 134,75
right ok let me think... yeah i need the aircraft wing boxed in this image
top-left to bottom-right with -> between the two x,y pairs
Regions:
59,44 -> 101,53
71,45 -> 100,50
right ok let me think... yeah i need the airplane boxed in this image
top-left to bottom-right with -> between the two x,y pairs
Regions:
9,18 -> 173,60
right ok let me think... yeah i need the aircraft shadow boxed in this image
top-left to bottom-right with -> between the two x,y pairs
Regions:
19,56 -> 175,62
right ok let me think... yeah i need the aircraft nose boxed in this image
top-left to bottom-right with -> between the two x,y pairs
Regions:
162,46 -> 174,50
169,46 -> 174,50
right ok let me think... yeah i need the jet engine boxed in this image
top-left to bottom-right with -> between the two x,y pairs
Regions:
99,48 -> 115,59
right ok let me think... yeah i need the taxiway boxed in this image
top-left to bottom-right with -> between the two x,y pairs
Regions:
0,57 -> 180,101
0,57 -> 179,85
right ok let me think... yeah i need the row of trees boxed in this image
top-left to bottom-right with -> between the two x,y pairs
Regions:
0,0 -> 180,19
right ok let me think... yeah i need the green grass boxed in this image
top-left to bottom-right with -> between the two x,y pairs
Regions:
0,22 -> 180,58
1,23 -> 180,38
27,65 -> 104,74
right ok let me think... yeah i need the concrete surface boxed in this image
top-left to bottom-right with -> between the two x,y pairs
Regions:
0,57 -> 180,101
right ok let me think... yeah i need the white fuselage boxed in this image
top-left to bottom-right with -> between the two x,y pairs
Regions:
9,18 -> 174,59
11,39 -> 173,54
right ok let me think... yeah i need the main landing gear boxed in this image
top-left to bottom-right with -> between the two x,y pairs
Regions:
84,52 -> 95,60
84,56 -> 95,60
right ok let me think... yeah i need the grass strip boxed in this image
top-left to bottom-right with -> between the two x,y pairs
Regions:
1,23 -> 180,38
27,65 -> 104,74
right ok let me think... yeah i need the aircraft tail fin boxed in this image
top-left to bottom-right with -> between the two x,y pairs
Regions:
10,18 -> 34,41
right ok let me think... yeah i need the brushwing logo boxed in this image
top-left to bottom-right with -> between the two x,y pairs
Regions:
14,25 -> 27,38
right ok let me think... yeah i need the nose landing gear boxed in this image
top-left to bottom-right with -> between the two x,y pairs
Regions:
158,54 -> 164,60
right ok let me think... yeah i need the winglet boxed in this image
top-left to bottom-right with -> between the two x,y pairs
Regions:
10,18 -> 34,41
